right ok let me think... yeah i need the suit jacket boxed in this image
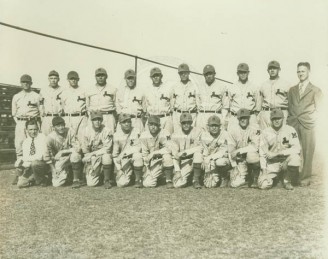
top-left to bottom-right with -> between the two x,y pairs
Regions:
287,82 -> 322,129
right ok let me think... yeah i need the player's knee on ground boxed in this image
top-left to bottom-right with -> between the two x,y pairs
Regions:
258,170 -> 275,189
287,154 -> 301,167
116,173 -> 131,187
101,153 -> 112,165
132,153 -> 143,167
204,172 -> 219,188
70,152 -> 82,163
246,152 -> 260,164
193,152 -> 203,164
162,153 -> 173,168
143,173 -> 157,188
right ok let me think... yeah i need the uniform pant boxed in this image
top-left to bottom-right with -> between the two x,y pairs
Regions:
116,153 -> 143,187
146,115 -> 173,134
258,154 -> 300,189
143,154 -> 173,188
173,152 -> 202,188
84,154 -> 112,187
203,157 -> 230,188
17,160 -> 48,188
172,112 -> 197,133
196,112 -> 224,132
258,110 -> 288,130
292,123 -> 315,180
52,152 -> 82,187
64,115 -> 88,142
227,114 -> 258,131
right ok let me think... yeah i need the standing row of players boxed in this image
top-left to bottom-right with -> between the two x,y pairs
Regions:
12,61 -> 322,189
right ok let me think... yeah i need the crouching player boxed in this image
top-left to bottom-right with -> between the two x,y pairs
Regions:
44,117 -> 83,187
81,111 -> 114,189
140,115 -> 174,188
171,113 -> 203,188
201,115 -> 230,188
113,114 -> 143,188
258,109 -> 301,190
227,109 -> 261,188
16,120 -> 49,188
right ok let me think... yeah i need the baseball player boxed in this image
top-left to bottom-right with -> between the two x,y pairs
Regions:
116,69 -> 145,132
258,109 -> 301,190
112,114 -> 144,188
197,65 -> 229,131
44,117 -> 83,188
170,113 -> 203,189
227,63 -> 260,130
60,71 -> 88,141
81,111 -> 114,189
86,68 -> 117,133
140,115 -> 174,188
258,61 -> 291,129
201,115 -> 231,188
39,70 -> 64,135
227,109 -> 261,188
171,63 -> 200,132
143,67 -> 174,134
16,120 -> 49,188
12,74 -> 42,184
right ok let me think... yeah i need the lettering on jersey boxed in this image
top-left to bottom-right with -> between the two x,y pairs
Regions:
173,94 -> 178,98
77,96 -> 86,102
160,94 -> 170,101
188,92 -> 195,98
292,132 -> 297,138
247,137 -> 252,143
282,137 -> 289,145
275,89 -> 286,97
246,92 -> 255,102
130,139 -> 134,145
166,135 -> 171,140
132,96 -> 142,104
211,92 -> 222,99
103,91 -> 114,98
56,93 -> 62,100
256,130 -> 261,135
27,101 -> 37,107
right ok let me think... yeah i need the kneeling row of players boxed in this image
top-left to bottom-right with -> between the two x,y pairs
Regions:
14,108 -> 301,191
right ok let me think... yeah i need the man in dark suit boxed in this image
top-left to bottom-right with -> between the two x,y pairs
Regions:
287,62 -> 322,186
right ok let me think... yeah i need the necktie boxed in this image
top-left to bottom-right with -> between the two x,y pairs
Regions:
299,83 -> 304,97
30,138 -> 36,156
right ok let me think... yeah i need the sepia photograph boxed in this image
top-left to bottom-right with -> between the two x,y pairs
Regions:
0,0 -> 327,258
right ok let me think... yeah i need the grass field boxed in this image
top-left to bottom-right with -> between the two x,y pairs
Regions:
0,155 -> 326,259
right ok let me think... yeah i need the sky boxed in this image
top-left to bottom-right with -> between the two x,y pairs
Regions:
0,0 -> 327,91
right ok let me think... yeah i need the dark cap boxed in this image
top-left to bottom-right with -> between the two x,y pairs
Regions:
49,70 -> 59,77
90,111 -> 103,120
268,60 -> 280,69
95,68 -> 107,76
119,113 -> 132,123
124,69 -> 136,79
270,108 -> 284,119
208,115 -> 221,126
67,71 -> 79,79
180,113 -> 193,123
150,67 -> 162,77
178,63 -> 190,73
237,108 -> 251,119
52,116 -> 65,126
203,65 -> 216,75
148,115 -> 160,126
237,63 -> 249,72
20,74 -> 32,83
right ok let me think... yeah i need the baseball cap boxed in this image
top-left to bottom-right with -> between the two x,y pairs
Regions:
237,63 -> 249,72
95,68 -> 107,76
20,74 -> 32,83
52,116 -> 65,126
180,113 -> 193,123
270,109 -> 284,119
203,65 -> 216,75
208,115 -> 221,126
150,67 -> 162,77
67,71 -> 79,79
268,60 -> 280,69
237,108 -> 251,119
90,111 -> 103,121
178,63 -> 190,73
124,69 -> 136,79
49,70 -> 59,77
148,115 -> 160,126
119,113 -> 132,123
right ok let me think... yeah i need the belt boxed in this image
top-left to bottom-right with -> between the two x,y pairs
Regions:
199,110 -> 222,114
64,112 -> 86,117
262,107 -> 288,111
101,110 -> 115,114
150,112 -> 172,118
174,108 -> 197,114
231,111 -> 256,116
16,117 -> 40,121
45,113 -> 60,117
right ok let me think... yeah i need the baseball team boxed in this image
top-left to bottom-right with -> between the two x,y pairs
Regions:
11,61 -> 322,190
